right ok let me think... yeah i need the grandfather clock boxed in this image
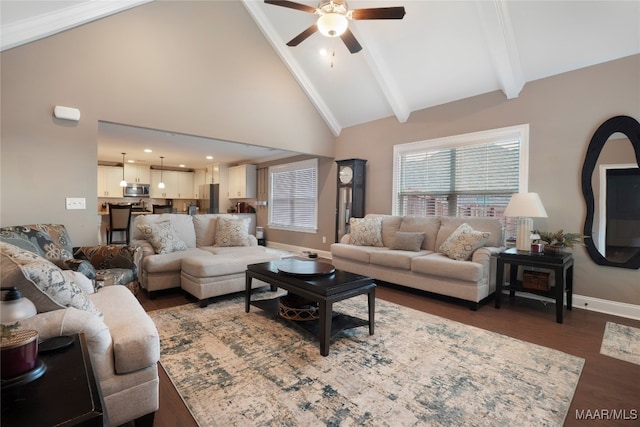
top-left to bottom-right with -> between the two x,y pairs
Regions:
336,159 -> 367,242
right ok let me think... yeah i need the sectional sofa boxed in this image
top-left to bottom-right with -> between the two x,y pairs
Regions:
331,214 -> 505,309
132,213 -> 281,306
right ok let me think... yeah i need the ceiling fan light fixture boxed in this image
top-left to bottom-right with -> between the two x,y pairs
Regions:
317,13 -> 348,37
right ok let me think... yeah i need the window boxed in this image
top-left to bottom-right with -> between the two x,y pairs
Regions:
268,158 -> 318,233
393,124 -> 529,235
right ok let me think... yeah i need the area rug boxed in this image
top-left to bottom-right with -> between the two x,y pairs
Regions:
150,291 -> 584,427
600,322 -> 640,366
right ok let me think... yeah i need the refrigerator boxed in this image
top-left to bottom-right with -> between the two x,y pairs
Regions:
198,184 -> 219,214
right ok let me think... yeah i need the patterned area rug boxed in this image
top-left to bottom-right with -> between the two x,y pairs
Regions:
150,291 -> 584,427
600,322 -> 640,366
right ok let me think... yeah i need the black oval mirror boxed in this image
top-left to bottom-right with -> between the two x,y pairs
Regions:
581,115 -> 640,269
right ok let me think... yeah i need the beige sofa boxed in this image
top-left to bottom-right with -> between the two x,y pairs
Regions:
331,215 -> 505,309
1,241 -> 159,426
132,213 -> 280,306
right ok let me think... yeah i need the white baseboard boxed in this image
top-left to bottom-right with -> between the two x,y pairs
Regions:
266,242 -> 640,321
572,294 -> 640,321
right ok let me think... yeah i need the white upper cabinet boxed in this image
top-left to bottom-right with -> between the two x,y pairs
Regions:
97,166 -> 124,198
150,170 -> 194,199
124,164 -> 151,184
228,164 -> 256,199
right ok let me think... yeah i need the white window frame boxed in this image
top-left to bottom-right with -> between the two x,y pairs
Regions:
392,124 -> 530,216
268,158 -> 318,233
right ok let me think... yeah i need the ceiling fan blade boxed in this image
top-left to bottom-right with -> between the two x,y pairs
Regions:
264,0 -> 317,14
286,24 -> 318,47
340,28 -> 362,54
351,7 -> 406,20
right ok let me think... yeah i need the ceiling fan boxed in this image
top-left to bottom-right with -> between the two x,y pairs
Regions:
264,0 -> 406,54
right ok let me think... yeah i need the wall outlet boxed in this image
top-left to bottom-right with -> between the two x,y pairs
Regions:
322,236 -> 326,243
66,197 -> 86,210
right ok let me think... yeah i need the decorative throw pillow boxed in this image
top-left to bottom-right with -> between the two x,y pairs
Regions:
214,217 -> 251,247
349,217 -> 384,247
389,232 -> 425,251
438,223 -> 490,261
136,221 -> 187,254
0,242 -> 102,317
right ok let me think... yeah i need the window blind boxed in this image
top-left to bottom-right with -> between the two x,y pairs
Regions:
395,133 -> 522,219
269,159 -> 318,232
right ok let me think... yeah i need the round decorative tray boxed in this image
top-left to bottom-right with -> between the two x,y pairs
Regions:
277,259 -> 335,277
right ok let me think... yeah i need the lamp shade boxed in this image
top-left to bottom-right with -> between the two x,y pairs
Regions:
1,287 -> 37,324
503,192 -> 548,218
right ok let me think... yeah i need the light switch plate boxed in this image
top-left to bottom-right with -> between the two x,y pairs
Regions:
66,197 -> 86,210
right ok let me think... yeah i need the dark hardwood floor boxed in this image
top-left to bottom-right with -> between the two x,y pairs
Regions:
137,285 -> 640,427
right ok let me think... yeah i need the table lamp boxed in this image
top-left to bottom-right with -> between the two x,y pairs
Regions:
503,192 -> 548,252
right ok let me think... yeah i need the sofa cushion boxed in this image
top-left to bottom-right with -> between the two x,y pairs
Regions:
214,216 -> 251,247
192,215 -> 219,247
1,242 -> 102,317
330,243 -> 386,263
438,223 -> 490,261
436,217 -> 503,249
136,220 -> 188,254
182,252 -> 280,278
398,216 -> 442,251
0,224 -> 74,261
411,253 -> 485,282
133,214 -> 196,248
389,232 -> 425,251
364,214 -> 403,247
350,216 -> 384,247
370,249 -> 430,270
90,285 -> 160,375
142,248 -> 211,273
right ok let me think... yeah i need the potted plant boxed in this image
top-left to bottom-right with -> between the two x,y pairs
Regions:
533,229 -> 587,253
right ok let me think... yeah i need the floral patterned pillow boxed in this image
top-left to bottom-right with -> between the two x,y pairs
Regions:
0,242 -> 102,317
349,217 -> 384,247
214,217 -> 251,247
438,223 -> 490,261
136,220 -> 187,254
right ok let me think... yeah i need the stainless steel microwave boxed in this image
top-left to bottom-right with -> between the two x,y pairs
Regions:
124,184 -> 150,198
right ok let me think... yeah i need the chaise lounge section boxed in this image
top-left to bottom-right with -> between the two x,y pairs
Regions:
331,215 -> 505,309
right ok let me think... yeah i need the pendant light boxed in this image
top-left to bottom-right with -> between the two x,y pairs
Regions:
158,156 -> 165,189
119,152 -> 127,187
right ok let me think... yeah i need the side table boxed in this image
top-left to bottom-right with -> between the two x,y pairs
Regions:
1,333 -> 106,426
494,248 -> 574,323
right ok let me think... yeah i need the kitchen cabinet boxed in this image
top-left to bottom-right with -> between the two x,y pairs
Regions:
124,164 -> 150,184
150,170 -> 194,199
97,166 -> 124,198
177,171 -> 195,198
228,164 -> 256,199
193,169 -> 206,198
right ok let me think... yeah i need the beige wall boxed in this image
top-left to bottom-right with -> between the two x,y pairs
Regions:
0,1 -> 333,243
334,54 -> 640,305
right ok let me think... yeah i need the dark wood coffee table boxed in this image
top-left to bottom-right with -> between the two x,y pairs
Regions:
245,259 -> 375,356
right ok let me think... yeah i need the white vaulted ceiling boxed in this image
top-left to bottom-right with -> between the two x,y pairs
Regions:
2,0 -> 639,155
